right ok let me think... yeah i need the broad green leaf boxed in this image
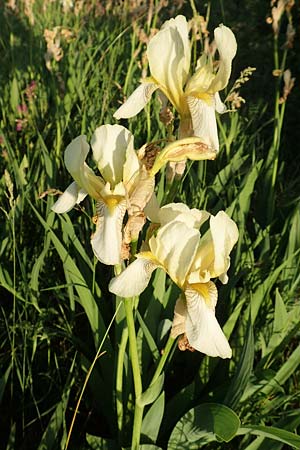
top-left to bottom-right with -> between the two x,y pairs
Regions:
59,214 -> 95,272
138,374 -> 164,407
10,76 -> 19,111
250,250 -> 300,323
260,344 -> 300,397
168,403 -> 240,449
141,392 -> 165,443
224,315 -> 254,409
263,289 -> 288,355
238,425 -> 300,449
136,310 -> 160,362
273,289 -> 288,334
162,382 -> 197,439
140,446 -> 163,450
242,413 -> 300,450
212,150 -> 248,195
223,298 -> 246,338
226,160 -> 263,220
86,434 -> 118,449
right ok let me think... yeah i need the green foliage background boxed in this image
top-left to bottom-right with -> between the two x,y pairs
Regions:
0,0 -> 300,449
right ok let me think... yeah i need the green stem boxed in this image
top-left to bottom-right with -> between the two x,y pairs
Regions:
265,36 -> 288,225
189,0 -> 198,17
151,335 -> 175,385
116,326 -> 128,442
124,297 -> 144,450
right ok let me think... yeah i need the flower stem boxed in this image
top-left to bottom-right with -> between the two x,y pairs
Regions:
116,325 -> 128,442
151,335 -> 175,385
124,297 -> 144,450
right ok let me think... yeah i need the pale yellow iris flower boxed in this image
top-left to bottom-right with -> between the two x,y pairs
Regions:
109,205 -> 239,358
114,15 -> 237,151
52,124 -> 154,265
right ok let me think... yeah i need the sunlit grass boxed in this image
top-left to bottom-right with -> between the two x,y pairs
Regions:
0,1 -> 300,449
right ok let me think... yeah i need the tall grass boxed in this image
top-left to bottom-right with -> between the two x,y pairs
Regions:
0,0 -> 300,449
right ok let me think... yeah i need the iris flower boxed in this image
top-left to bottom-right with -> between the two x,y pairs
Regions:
52,124 -> 154,265
109,207 -> 238,358
114,15 -> 237,151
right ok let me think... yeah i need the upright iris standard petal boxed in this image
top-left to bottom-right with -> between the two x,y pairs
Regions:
113,82 -> 158,119
210,210 -> 239,283
91,198 -> 127,265
109,257 -> 159,297
158,203 -> 210,229
185,283 -> 232,358
91,124 -> 133,186
149,221 -> 200,287
147,15 -> 190,112
122,139 -> 142,188
160,15 -> 191,86
64,135 -> 105,200
209,24 -> 237,93
187,210 -> 239,284
51,181 -> 87,213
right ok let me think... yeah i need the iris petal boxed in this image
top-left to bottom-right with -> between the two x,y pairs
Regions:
109,257 -> 158,297
91,199 -> 127,265
91,124 -> 133,186
113,82 -> 158,119
185,282 -> 232,358
187,96 -> 219,151
51,181 -> 87,213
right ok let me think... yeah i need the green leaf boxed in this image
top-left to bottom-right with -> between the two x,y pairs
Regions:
5,423 -> 16,450
37,378 -> 73,450
238,425 -> 300,449
140,446 -> 163,450
138,374 -> 164,407
28,202 -> 108,350
0,363 -> 12,403
212,150 -> 248,195
263,289 -> 289,356
141,392 -> 165,443
10,76 -> 19,111
86,434 -> 118,449
224,314 -> 254,409
136,310 -> 160,362
260,344 -> 300,397
250,250 -> 300,323
273,289 -> 288,334
168,403 -> 240,449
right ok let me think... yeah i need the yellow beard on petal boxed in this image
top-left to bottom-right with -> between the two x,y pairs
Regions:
189,282 -> 212,307
104,196 -> 124,214
190,91 -> 214,106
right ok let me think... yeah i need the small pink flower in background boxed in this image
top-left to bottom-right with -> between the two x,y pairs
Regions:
16,119 -> 23,131
15,118 -> 28,132
25,81 -> 37,101
17,104 -> 28,115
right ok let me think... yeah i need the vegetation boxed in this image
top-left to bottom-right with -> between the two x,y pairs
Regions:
0,1 -> 299,449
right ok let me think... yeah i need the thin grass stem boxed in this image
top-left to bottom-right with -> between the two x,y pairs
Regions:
64,302 -> 122,450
